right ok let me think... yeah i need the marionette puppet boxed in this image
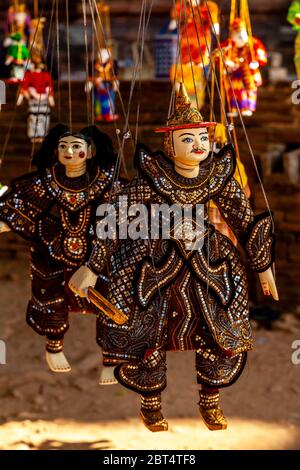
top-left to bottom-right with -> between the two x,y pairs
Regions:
85,48 -> 119,123
17,57 -> 55,143
170,0 -> 219,109
0,124 -> 118,373
5,2 -> 31,43
287,2 -> 300,80
220,18 -> 267,117
70,84 -> 278,433
4,31 -> 30,83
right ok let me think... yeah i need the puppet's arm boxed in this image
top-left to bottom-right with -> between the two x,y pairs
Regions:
213,177 -> 278,300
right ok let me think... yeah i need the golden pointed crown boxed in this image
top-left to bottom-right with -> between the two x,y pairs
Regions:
155,83 -> 216,133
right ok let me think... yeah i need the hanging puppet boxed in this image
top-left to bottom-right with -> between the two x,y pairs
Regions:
170,0 -> 220,109
4,31 -> 30,82
70,85 -> 278,433
5,1 -> 31,44
220,17 -> 267,117
86,48 -> 119,122
287,2 -> 300,80
0,125 -> 120,374
17,57 -> 55,142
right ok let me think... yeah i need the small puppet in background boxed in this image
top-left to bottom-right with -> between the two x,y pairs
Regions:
5,1 -> 31,44
4,31 -> 30,83
86,48 -> 119,123
17,56 -> 55,143
287,1 -> 300,80
220,18 -> 267,117
170,1 -> 220,110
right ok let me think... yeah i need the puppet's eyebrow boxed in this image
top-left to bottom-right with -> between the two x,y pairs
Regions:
179,133 -> 195,137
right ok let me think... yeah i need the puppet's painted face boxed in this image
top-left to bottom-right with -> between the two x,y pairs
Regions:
231,28 -> 248,48
15,12 -> 28,27
172,127 -> 210,165
58,136 -> 89,167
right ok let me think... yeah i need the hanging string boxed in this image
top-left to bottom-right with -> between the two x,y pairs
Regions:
0,1 -> 46,173
88,0 -> 131,180
31,0 -> 57,161
203,0 -> 274,228
82,0 -> 92,129
66,0 -> 72,130
56,0 -> 61,121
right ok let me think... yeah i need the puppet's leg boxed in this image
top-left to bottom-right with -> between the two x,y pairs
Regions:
27,244 -> 71,372
198,387 -> 227,431
99,365 -> 117,385
195,336 -> 247,430
115,349 -> 168,432
140,392 -> 168,432
245,87 -> 258,115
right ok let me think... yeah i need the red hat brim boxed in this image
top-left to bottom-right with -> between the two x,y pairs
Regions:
155,122 -> 217,133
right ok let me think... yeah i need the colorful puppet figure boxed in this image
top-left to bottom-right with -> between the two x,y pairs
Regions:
0,125 -> 119,373
70,85 -> 278,433
86,48 -> 119,122
287,1 -> 300,80
170,1 -> 219,109
17,58 -> 55,142
4,31 -> 30,82
220,18 -> 267,117
5,2 -> 31,43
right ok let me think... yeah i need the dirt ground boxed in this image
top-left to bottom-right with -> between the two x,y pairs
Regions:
0,254 -> 300,451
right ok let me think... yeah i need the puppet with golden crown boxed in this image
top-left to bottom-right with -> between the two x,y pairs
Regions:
170,1 -> 219,109
70,85 -> 278,433
5,2 -> 31,42
220,18 -> 267,117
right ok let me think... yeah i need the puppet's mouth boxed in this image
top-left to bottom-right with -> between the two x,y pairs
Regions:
191,149 -> 205,154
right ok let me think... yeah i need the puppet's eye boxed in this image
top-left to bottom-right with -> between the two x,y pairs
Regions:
182,137 -> 193,143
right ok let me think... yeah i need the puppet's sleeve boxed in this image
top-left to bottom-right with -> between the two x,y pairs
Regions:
213,177 -> 275,273
87,175 -> 147,275
0,173 -> 53,241
253,37 -> 267,67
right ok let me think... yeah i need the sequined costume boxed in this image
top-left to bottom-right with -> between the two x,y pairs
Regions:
0,127 -> 118,353
88,142 -> 275,392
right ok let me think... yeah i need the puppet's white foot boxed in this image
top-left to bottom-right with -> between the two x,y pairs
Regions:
99,366 -> 117,385
46,351 -> 72,373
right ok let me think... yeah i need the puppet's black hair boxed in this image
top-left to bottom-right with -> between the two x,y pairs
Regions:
31,124 -> 117,172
